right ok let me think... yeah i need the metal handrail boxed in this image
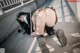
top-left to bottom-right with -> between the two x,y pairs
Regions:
0,0 -> 28,8
0,0 -> 34,15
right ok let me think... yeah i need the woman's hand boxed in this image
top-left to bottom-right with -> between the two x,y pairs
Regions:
31,32 -> 37,37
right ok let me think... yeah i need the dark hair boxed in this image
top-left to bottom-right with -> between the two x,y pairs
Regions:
17,12 -> 29,18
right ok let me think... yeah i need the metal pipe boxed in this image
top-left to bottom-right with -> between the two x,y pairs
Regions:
5,0 -> 9,5
10,0 -> 13,4
0,2 -> 2,7
2,0 -> 6,6
8,0 -> 11,5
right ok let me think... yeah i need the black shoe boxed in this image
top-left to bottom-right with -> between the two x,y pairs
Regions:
18,29 -> 22,33
37,36 -> 50,53
56,29 -> 67,47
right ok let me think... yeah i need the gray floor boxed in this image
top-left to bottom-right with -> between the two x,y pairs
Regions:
0,0 -> 80,53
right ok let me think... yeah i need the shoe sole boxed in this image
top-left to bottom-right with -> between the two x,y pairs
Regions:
37,37 -> 50,53
56,29 -> 67,47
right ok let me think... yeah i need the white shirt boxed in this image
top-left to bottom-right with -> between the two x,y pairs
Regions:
23,15 -> 28,24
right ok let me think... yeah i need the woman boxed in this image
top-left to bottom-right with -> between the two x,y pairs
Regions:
16,12 -> 34,35
31,7 -> 57,37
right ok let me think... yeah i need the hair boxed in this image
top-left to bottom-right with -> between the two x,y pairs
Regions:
17,12 -> 29,18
